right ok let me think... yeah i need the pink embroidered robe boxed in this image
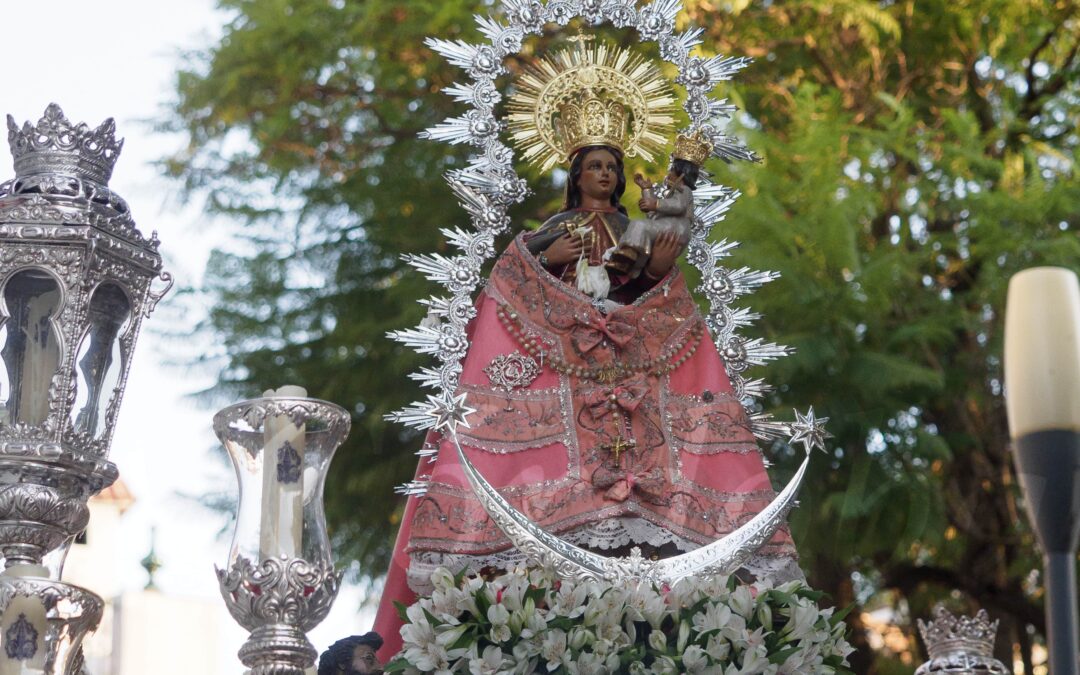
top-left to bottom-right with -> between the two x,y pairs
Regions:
372,232 -> 798,660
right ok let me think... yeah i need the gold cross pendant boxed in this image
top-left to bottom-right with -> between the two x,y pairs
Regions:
600,436 -> 636,464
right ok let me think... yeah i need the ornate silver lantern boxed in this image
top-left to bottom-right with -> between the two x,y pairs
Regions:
0,104 -> 170,575
214,387 -> 348,675
916,606 -> 1010,674
0,572 -> 102,674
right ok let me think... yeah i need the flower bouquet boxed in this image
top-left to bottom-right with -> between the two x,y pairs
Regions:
385,567 -> 854,674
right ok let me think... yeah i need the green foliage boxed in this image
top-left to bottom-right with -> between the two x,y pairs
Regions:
168,0 -> 1078,669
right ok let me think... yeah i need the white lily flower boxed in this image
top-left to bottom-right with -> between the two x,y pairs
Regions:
468,645 -> 508,675
430,567 -> 456,593
705,634 -> 731,662
540,628 -> 568,670
737,643 -> 775,674
779,603 -> 820,643
730,586 -> 755,620
489,622 -> 512,643
720,613 -> 747,645
648,629 -> 668,652
682,644 -> 710,673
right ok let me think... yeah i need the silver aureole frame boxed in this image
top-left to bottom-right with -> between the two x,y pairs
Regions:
386,0 -> 830,581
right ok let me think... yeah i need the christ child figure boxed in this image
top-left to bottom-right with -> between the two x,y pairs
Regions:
606,131 -> 712,277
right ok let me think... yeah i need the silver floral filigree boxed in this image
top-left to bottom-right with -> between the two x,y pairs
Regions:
213,396 -> 351,451
217,555 -> 342,675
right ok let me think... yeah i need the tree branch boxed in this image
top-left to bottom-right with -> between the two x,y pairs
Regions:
882,563 -> 1045,632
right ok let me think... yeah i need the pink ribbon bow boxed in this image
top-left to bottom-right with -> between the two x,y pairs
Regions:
570,314 -> 636,353
591,466 -> 669,505
584,379 -> 650,421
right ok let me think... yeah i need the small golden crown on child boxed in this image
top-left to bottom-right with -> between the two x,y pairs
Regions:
672,130 -> 713,166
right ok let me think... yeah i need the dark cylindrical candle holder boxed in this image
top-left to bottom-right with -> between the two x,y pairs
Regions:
1012,430 -> 1080,675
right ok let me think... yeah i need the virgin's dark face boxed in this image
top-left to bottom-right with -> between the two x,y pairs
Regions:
576,148 -> 619,202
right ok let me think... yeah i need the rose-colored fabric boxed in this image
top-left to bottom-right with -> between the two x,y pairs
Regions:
373,233 -> 795,660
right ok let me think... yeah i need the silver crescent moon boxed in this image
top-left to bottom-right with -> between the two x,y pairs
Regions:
449,428 -> 810,585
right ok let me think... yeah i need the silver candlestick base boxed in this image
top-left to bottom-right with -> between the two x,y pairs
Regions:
0,457 -> 116,572
217,555 -> 342,675
0,575 -> 103,674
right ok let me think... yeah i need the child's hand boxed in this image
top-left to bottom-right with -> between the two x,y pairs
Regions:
639,197 -> 658,212
633,173 -> 650,189
645,230 -> 683,278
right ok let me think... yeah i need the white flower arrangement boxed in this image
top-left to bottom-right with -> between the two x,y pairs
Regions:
385,567 -> 854,675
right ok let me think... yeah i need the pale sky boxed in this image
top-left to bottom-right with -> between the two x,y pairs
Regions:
1,0 -> 372,667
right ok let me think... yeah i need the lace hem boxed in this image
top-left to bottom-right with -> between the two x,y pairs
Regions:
407,516 -> 799,595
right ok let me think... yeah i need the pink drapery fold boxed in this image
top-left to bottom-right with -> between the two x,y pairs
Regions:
374,233 -> 796,661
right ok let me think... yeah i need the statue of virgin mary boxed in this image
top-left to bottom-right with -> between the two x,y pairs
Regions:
372,42 -> 801,659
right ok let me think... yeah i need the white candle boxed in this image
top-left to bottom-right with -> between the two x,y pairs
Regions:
258,385 -> 307,561
18,290 -> 60,426
0,565 -> 49,675
1004,267 -> 1080,437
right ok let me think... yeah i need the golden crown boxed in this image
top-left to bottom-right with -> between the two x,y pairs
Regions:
556,94 -> 629,156
672,130 -> 713,166
508,43 -> 675,172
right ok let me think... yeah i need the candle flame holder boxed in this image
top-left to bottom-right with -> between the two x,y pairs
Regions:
0,574 -> 103,675
213,394 -> 350,674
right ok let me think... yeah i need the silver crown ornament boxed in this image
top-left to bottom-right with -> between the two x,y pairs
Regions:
916,606 -> 1010,674
7,104 -> 123,187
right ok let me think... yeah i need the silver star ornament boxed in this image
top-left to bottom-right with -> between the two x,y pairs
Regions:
789,407 -> 832,454
426,392 -> 476,432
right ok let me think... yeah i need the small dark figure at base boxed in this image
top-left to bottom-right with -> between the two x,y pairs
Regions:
318,632 -> 384,675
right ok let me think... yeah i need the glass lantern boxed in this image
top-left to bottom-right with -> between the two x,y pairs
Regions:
0,104 -> 169,576
213,388 -> 349,675
214,387 -> 350,569
0,572 -> 102,675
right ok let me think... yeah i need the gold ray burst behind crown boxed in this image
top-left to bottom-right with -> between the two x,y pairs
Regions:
672,129 -> 713,166
508,43 -> 676,172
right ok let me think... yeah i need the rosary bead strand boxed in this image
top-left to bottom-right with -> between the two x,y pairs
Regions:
496,304 -> 703,383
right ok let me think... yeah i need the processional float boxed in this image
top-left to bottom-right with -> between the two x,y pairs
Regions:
209,1 -> 832,670
380,2 -> 1063,673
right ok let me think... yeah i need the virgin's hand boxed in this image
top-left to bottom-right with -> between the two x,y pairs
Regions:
646,230 -> 682,278
543,233 -> 585,266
